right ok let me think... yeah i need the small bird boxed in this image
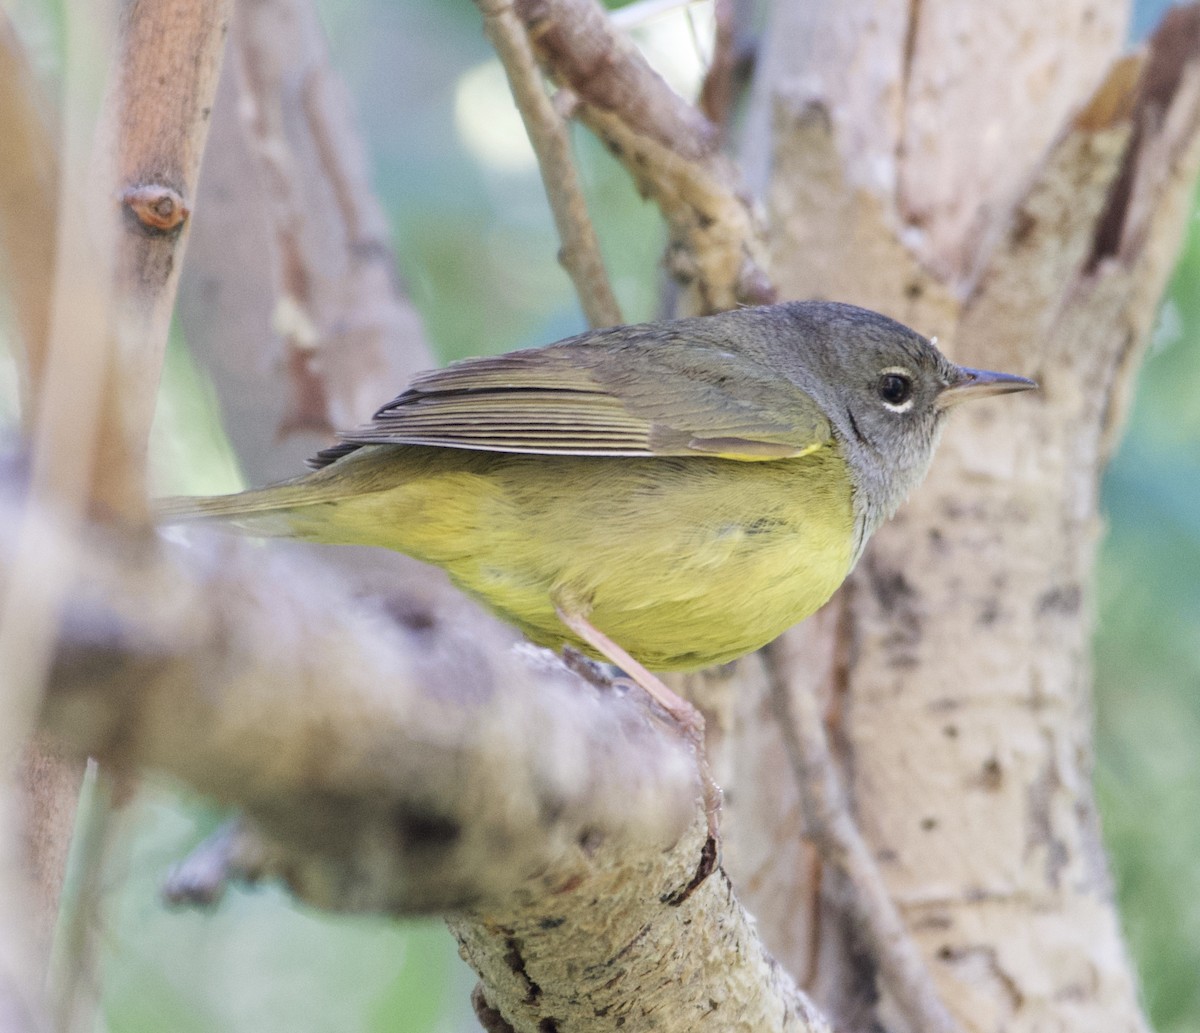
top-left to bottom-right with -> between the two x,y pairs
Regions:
160,301 -> 1035,674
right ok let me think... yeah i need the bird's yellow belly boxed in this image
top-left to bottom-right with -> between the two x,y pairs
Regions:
303,446 -> 858,670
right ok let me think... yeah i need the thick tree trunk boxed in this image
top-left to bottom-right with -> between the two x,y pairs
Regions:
721,3 -> 1200,1031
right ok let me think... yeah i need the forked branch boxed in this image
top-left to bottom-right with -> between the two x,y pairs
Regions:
515,0 -> 773,314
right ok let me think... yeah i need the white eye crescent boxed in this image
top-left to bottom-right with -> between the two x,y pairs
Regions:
877,367 -> 915,412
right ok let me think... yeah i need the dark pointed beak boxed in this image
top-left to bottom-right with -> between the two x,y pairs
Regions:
937,366 -> 1038,408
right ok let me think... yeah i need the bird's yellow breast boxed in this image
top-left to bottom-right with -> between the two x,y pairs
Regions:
288,445 -> 858,670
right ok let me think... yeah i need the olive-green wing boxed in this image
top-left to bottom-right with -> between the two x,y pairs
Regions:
309,337 -> 831,468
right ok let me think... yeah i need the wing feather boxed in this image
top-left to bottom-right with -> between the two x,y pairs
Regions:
309,335 -> 833,469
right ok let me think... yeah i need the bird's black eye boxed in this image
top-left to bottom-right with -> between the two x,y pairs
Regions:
878,371 -> 914,409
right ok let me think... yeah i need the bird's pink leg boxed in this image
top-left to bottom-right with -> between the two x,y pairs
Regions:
554,606 -> 721,837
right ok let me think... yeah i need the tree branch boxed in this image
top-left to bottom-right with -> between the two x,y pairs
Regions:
477,0 -> 622,329
0,14 -> 57,428
697,0 -> 747,134
0,7 -> 122,1026
515,0 -> 773,314
101,0 -> 234,519
28,521 -> 697,914
453,846 -> 833,1033
0,11 -> 87,969
766,624 -> 961,1033
0,5 -> 230,1025
0,465 -> 844,1033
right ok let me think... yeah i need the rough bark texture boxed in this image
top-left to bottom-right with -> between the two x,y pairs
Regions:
721,4 -> 1200,1032
453,836 -> 831,1033
5,470 -> 834,1033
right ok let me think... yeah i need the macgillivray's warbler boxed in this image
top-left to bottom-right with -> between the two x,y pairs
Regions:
159,301 -> 1035,677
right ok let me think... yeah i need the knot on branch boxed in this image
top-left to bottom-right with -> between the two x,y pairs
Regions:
121,184 -> 190,236
737,257 -> 777,307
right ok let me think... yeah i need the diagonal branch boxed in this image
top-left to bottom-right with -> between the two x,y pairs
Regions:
477,0 -> 623,329
33,522 -> 701,915
766,626 -> 962,1033
697,0 -> 747,133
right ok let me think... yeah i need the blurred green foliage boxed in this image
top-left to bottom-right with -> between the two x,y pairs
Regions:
0,1 -> 1197,1032
1095,179 -> 1200,1033
88,787 -> 473,1033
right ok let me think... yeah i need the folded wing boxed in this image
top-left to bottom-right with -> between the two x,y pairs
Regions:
309,333 -> 832,468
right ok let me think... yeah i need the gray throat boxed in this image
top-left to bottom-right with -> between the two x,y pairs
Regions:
840,421 -> 946,567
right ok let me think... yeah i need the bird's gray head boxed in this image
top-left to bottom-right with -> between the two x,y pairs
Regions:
727,301 -> 1036,552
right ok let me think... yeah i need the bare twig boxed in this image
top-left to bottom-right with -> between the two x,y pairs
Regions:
520,0 -> 715,156
0,6 -> 119,1025
477,0 -> 622,329
46,762 -> 116,1033
0,0 -> 114,770
162,819 -> 250,907
515,0 -> 772,314
766,627 -> 962,1033
697,0 -> 737,131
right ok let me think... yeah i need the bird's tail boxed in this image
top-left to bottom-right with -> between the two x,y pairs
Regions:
155,480 -> 345,538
